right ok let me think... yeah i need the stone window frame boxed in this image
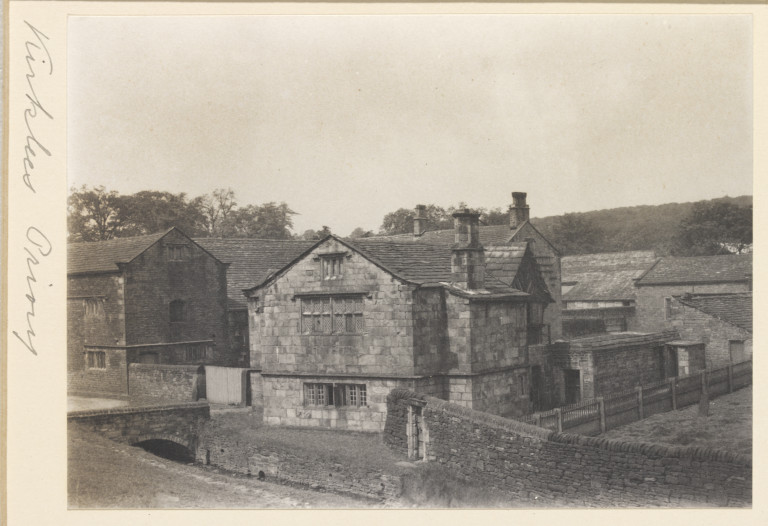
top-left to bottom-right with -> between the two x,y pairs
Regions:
664,297 -> 673,320
82,297 -> 105,319
167,244 -> 189,262
85,350 -> 106,370
317,252 -> 349,281
303,382 -> 367,408
299,295 -> 365,335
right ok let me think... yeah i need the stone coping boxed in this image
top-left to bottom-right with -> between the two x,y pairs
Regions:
67,401 -> 210,418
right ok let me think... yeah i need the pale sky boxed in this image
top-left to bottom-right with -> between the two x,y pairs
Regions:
67,15 -> 753,236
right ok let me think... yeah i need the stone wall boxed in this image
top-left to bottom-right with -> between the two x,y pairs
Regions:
128,364 -> 204,403
261,374 -> 409,431
123,229 -> 234,365
67,402 -> 210,451
668,298 -> 752,368
412,288 -> 450,375
635,283 -> 750,333
249,239 -> 419,377
68,347 -> 129,398
511,222 -> 562,340
67,273 -> 126,395
196,420 -> 402,502
384,389 -> 751,506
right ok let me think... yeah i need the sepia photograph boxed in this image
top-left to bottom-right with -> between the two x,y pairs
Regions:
9,8 -> 757,515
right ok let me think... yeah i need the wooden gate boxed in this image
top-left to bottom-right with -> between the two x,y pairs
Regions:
204,366 -> 248,405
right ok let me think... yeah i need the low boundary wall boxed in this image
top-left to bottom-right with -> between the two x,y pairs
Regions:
128,364 -> 205,404
384,389 -> 750,507
195,421 -> 401,502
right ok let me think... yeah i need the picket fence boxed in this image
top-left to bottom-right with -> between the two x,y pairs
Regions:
517,360 -> 752,436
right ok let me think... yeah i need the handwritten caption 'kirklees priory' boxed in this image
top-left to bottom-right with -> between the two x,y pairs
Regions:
13,21 -> 54,356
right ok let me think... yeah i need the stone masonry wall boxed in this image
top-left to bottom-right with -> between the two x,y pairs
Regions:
669,299 -> 752,368
67,402 -> 210,451
249,239 -> 419,377
511,222 -> 562,340
261,375 -> 410,431
470,368 -> 530,418
590,345 -> 665,398
128,364 -> 203,404
635,283 -> 750,333
470,301 -> 527,371
384,390 -> 751,506
123,229 -> 234,365
196,420 -> 402,502
412,288 -> 450,375
67,273 -> 126,395
68,347 -> 129,398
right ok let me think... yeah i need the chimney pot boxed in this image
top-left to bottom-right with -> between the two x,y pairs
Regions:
451,209 -> 485,289
413,204 -> 427,236
510,191 -> 530,230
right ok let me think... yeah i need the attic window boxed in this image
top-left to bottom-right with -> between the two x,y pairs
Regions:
168,244 -> 189,261
320,254 -> 345,280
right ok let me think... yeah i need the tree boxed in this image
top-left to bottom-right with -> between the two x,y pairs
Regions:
349,227 -> 374,238
548,213 -> 605,255
379,204 -> 452,235
673,202 -> 752,256
68,185 -> 128,241
118,190 -> 208,237
218,202 -> 296,239
200,188 -> 237,236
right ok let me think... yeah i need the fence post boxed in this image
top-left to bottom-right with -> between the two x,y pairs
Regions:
727,364 -> 734,393
535,413 -> 542,427
555,408 -> 562,433
636,386 -> 644,420
670,378 -> 677,410
598,397 -> 606,433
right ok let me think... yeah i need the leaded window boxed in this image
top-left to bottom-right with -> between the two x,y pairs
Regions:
301,296 -> 364,334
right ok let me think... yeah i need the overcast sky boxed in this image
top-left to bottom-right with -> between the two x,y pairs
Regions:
68,15 -> 752,236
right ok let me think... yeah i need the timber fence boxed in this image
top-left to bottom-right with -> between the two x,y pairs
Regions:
517,360 -> 751,436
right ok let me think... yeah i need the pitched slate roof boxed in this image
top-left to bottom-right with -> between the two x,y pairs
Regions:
374,224 -> 514,246
195,238 -> 315,309
484,243 -> 529,284
676,293 -> 752,332
562,251 -> 657,302
68,229 -> 173,275
636,254 -> 752,286
349,239 -> 455,284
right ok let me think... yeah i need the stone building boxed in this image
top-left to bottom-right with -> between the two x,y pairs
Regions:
244,210 -> 554,431
550,330 -> 678,403
560,251 -> 657,337
194,238 -> 315,366
634,254 -> 752,332
378,192 -> 563,340
67,227 -> 231,397
666,292 -> 752,368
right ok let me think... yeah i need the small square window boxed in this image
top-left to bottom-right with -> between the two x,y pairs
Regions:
320,255 -> 345,280
168,244 -> 188,261
85,351 -> 106,369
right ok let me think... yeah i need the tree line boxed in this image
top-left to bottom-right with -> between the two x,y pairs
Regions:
69,186 -> 751,257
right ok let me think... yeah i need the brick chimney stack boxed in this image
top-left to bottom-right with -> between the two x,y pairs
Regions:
509,192 -> 530,230
451,209 -> 485,289
413,204 -> 427,237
